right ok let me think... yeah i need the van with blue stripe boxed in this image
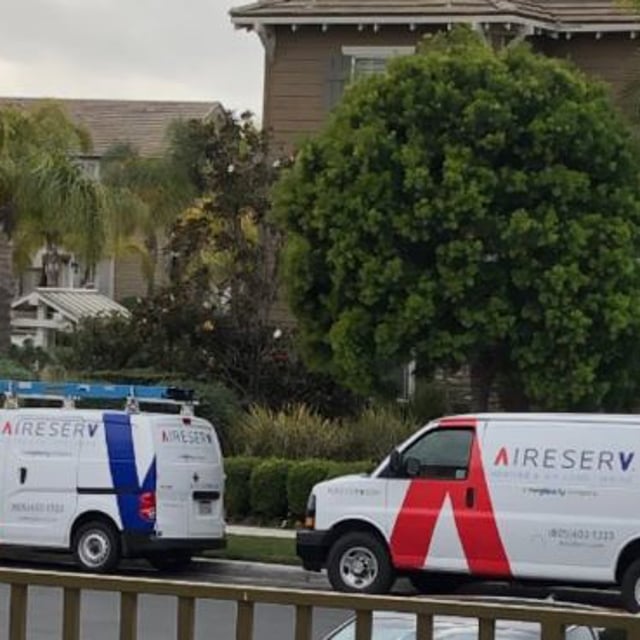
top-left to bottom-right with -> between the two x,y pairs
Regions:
0,380 -> 225,572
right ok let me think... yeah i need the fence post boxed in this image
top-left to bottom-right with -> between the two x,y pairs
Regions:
119,592 -> 138,640
355,609 -> 373,640
177,596 -> 195,640
63,587 -> 81,640
294,604 -> 313,640
540,621 -> 564,640
416,613 -> 434,640
236,600 -> 254,640
9,583 -> 27,640
479,617 -> 495,640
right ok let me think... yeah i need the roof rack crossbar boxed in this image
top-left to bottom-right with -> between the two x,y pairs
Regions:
0,380 -> 196,412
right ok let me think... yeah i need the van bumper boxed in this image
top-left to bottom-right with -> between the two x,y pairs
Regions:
296,529 -> 330,572
122,533 -> 226,558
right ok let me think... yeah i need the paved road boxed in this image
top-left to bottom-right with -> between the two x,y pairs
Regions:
0,550 -> 626,640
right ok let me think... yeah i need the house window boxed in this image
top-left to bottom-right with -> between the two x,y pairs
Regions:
342,46 -> 416,80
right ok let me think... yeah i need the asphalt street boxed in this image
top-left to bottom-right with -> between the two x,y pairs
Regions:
0,550 -> 626,640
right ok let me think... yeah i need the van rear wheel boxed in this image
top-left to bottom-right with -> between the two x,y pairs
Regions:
327,531 -> 394,594
72,521 -> 120,573
620,559 -> 640,612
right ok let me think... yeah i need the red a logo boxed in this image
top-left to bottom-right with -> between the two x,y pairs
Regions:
389,434 -> 512,578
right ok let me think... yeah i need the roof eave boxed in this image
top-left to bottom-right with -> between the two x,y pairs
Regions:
230,13 -> 640,34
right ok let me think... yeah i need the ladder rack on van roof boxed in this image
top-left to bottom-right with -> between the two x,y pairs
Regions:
0,380 -> 196,415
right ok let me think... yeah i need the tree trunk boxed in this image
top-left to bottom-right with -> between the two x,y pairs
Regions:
0,231 -> 13,356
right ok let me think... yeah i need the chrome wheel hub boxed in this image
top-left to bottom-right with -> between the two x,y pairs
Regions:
339,546 -> 379,590
78,530 -> 110,569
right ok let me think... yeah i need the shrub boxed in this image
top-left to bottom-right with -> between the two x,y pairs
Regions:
325,460 -> 375,480
0,358 -> 33,380
250,458 -> 291,520
345,404 -> 417,461
287,460 -> 332,518
408,380 -> 452,423
231,404 -> 348,459
224,457 -> 261,519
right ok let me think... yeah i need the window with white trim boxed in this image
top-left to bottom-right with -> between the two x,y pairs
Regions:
342,46 -> 416,80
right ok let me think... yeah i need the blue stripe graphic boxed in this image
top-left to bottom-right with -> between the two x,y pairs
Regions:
103,412 -> 156,533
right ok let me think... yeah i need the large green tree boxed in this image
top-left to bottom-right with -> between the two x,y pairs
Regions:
273,27 -> 640,411
0,102 -> 110,354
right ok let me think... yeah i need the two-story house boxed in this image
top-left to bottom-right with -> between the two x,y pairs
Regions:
0,97 -> 223,302
229,0 -> 640,400
230,0 -> 640,153
0,98 -> 223,348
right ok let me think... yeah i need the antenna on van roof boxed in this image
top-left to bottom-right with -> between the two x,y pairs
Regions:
0,380 -> 197,415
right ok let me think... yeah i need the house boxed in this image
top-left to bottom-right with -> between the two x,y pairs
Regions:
11,287 -> 130,349
230,1 -> 640,152
229,0 -> 640,400
0,97 -> 224,302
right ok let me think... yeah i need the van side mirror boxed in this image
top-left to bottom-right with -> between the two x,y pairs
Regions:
389,449 -> 403,476
405,457 -> 421,478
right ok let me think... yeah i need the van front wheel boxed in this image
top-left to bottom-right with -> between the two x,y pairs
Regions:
621,559 -> 640,613
327,532 -> 394,594
72,521 -> 120,573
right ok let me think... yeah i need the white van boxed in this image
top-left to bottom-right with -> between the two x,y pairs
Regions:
0,380 -> 225,572
297,413 -> 640,611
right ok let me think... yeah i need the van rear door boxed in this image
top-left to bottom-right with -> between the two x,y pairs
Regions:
152,416 -> 224,540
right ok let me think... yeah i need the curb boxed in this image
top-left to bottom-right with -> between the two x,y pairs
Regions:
226,525 -> 296,540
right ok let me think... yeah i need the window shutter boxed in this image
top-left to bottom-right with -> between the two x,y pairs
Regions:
325,53 -> 353,112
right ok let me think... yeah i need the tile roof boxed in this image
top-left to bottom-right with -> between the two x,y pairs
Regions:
230,0 -> 640,29
0,98 -> 223,157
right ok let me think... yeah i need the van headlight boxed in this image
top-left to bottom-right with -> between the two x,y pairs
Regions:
304,493 -> 316,529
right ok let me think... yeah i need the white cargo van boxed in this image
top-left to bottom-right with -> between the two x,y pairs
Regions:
297,413 -> 640,611
0,380 -> 225,572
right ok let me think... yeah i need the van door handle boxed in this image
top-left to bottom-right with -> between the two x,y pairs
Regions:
465,487 -> 475,508
19,467 -> 27,485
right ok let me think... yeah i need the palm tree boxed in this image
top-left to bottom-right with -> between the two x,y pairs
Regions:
100,143 -> 194,294
0,102 -> 109,355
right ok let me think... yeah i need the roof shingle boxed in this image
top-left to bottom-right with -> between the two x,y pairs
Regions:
0,98 -> 223,157
230,0 -> 640,29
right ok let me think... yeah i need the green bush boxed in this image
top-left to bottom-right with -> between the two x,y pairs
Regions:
408,380 -> 452,423
250,458 -> 291,520
224,457 -> 261,518
325,460 -> 374,480
346,404 -> 417,461
0,358 -> 34,380
287,460 -> 332,518
231,404 -> 348,459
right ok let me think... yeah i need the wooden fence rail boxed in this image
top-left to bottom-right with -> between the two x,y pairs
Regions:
0,567 -> 637,640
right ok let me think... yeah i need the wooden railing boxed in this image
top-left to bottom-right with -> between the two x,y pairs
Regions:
0,567 -> 638,640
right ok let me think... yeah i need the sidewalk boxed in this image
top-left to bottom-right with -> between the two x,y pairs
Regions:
226,524 -> 296,539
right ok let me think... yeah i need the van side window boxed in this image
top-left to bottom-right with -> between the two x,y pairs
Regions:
402,429 -> 473,480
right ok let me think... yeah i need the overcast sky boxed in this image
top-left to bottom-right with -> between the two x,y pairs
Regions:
0,0 -> 265,116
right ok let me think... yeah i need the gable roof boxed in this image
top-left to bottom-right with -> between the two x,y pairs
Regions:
12,288 -> 130,324
0,98 -> 223,157
230,0 -> 640,31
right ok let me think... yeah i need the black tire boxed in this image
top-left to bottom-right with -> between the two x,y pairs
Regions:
327,531 -> 394,594
72,520 -> 120,573
408,572 -> 464,595
620,559 -> 640,613
147,552 -> 193,572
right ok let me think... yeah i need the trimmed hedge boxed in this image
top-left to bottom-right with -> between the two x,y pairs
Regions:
225,456 -> 374,521
250,458 -> 291,519
224,457 -> 261,518
287,460 -> 333,519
